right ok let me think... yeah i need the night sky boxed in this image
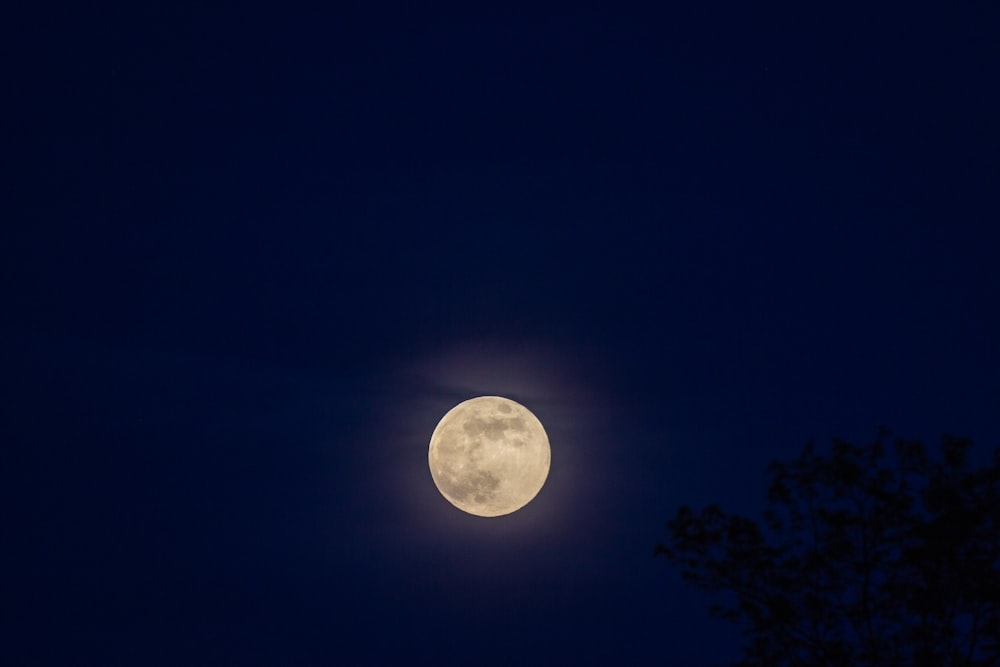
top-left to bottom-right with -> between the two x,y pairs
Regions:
7,4 -> 1000,665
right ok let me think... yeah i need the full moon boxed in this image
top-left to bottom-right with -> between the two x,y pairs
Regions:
428,396 -> 550,517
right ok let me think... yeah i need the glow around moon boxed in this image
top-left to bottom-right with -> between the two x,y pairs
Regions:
428,396 -> 550,517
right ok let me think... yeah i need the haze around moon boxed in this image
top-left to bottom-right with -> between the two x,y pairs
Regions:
428,396 -> 550,517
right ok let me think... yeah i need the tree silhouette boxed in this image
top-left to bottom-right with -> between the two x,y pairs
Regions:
656,432 -> 1000,666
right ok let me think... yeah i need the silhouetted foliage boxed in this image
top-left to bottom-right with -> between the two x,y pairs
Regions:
656,432 -> 1000,667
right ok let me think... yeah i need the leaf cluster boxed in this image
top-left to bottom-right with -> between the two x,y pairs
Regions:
656,432 -> 1000,667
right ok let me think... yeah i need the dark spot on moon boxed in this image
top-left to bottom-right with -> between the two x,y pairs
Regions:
462,415 -> 528,441
440,469 -> 500,504
463,417 -> 508,440
497,403 -> 512,413
462,418 -> 485,437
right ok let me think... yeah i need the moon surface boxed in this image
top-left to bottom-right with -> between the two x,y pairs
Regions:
428,396 -> 550,517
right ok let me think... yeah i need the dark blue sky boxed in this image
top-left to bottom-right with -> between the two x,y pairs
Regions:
7,3 -> 1000,665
